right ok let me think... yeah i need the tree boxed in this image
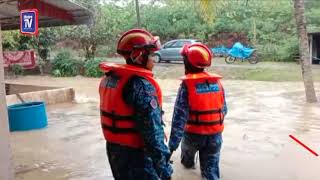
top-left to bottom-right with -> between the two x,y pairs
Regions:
198,0 -> 217,25
135,0 -> 141,28
2,29 -> 57,75
2,31 -> 19,50
62,0 -> 106,60
2,31 -> 34,51
143,1 -> 206,41
32,28 -> 57,75
61,0 -> 136,59
305,0 -> 320,32
293,0 -> 318,103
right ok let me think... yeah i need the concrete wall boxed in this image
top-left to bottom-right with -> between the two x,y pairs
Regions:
0,23 -> 14,180
5,83 -> 57,95
6,87 -> 75,106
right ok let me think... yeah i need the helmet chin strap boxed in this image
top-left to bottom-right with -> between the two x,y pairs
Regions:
130,51 -> 142,64
130,50 -> 149,67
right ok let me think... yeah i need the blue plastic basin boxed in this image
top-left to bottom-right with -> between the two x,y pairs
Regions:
8,102 -> 48,131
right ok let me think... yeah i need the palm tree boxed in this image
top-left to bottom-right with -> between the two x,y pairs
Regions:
199,0 -> 216,25
293,0 -> 318,103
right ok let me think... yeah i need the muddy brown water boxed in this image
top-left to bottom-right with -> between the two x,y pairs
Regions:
7,75 -> 320,180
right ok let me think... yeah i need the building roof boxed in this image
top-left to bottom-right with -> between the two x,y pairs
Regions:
0,0 -> 92,30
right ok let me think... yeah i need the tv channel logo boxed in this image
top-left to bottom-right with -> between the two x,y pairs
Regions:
20,9 -> 38,35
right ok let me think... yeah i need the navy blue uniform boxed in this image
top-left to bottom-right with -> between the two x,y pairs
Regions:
169,82 -> 227,180
106,75 -> 173,180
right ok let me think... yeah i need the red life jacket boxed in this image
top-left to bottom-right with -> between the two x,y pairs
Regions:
99,63 -> 162,149
181,71 -> 225,135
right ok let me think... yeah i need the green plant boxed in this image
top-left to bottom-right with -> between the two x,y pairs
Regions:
51,69 -> 62,77
10,64 -> 24,77
51,50 -> 82,77
84,58 -> 105,77
96,46 -> 115,57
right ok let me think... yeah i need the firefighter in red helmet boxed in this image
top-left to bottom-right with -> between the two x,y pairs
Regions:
168,43 -> 227,180
99,29 -> 172,180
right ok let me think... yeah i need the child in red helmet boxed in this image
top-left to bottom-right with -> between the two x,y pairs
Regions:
169,43 -> 227,180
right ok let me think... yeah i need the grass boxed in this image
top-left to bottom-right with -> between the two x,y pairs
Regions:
155,59 -> 320,81
212,64 -> 320,82
48,56 -> 320,82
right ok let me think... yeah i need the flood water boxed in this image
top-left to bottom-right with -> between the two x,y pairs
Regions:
8,76 -> 320,180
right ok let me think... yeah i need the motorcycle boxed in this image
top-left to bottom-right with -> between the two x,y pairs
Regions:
225,42 -> 259,64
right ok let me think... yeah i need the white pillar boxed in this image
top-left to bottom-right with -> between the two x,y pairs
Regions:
0,23 -> 14,180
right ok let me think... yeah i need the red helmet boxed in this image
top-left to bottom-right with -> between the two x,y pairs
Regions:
180,43 -> 212,68
117,29 -> 161,62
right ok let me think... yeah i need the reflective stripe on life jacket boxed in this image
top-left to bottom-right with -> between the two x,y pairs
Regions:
182,71 -> 225,135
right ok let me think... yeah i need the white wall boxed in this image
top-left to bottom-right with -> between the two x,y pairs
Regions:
0,23 -> 14,180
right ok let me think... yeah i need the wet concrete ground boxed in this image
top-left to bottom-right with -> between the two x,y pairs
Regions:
7,75 -> 320,180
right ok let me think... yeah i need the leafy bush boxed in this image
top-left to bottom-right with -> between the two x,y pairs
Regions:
96,46 -> 116,57
4,0 -> 318,63
256,37 -> 299,62
10,64 -> 24,77
52,69 -> 63,77
51,50 -> 82,77
84,58 -> 105,77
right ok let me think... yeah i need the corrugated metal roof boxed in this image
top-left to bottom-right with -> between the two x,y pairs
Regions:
0,0 -> 92,30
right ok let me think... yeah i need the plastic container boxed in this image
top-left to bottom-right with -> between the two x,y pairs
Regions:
8,102 -> 48,131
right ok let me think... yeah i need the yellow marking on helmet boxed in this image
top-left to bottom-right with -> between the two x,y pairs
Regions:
120,32 -> 151,46
189,46 -> 209,61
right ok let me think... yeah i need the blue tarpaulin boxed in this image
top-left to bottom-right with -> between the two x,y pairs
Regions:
211,46 -> 229,56
228,42 -> 255,59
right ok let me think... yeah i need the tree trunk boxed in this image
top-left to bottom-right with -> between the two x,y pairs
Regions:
252,17 -> 257,46
84,44 -> 96,60
91,43 -> 97,58
84,45 -> 92,60
135,0 -> 141,28
293,0 -> 318,103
